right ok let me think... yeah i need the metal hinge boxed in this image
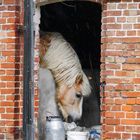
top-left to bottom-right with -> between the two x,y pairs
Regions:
100,81 -> 106,94
17,25 -> 26,34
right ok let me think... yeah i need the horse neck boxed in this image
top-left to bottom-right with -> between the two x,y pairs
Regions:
39,68 -> 60,116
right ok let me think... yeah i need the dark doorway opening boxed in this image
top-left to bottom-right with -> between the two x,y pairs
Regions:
40,1 -> 102,127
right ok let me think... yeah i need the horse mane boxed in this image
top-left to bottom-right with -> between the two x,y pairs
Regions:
40,32 -> 91,96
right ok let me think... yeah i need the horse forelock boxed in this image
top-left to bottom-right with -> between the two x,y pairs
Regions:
43,32 -> 91,96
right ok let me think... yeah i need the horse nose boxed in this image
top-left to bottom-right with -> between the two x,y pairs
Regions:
67,116 -> 73,123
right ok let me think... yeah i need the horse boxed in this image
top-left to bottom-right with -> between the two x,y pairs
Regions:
38,68 -> 59,140
39,32 -> 91,121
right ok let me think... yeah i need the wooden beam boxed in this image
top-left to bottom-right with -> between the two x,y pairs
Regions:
36,0 -> 66,6
0,0 -> 2,5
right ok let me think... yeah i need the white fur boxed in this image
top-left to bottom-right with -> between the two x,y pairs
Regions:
44,33 -> 91,96
38,68 -> 59,140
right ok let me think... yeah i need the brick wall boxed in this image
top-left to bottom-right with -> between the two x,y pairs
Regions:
101,0 -> 140,139
0,0 -> 140,139
0,0 -> 24,139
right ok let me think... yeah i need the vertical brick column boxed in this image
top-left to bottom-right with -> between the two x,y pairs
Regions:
101,0 -> 140,139
0,0 -> 24,139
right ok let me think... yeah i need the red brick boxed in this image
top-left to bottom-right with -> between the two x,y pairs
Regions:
128,4 -> 138,9
132,134 -> 140,139
101,70 -> 114,76
115,84 -> 134,91
106,78 -> 131,84
7,18 -> 19,23
133,78 -> 140,84
115,125 -> 125,131
126,126 -> 136,132
126,58 -> 140,64
102,17 -> 115,23
2,12 -> 16,17
123,10 -> 139,16
6,108 -> 20,113
106,24 -> 121,29
0,18 -> 6,23
136,126 -> 140,132
1,89 -> 17,94
8,6 -> 20,11
127,31 -> 136,36
122,133 -> 132,139
0,6 -> 7,11
112,105 -> 121,111
133,106 -> 140,112
122,92 -> 140,98
0,70 -> 5,75
0,82 -> 6,87
3,0 -> 16,4
126,98 -> 136,105
7,82 -> 20,88
105,132 -> 121,139
115,71 -> 134,77
134,24 -> 140,29
115,99 -> 125,105
105,118 -> 120,125
6,95 -> 20,101
2,25 -> 16,30
106,64 -> 121,69
103,125 -> 114,131
121,119 -> 140,125
107,11 -> 121,16
123,24 -> 132,29
136,99 -> 140,104
122,64 -> 140,70
1,114 -> 21,119
122,105 -> 132,111
116,31 -> 125,36
105,51 -> 123,56
117,17 -> 126,22
1,38 -> 17,43
0,134 -> 4,139
1,63 -> 20,69
105,112 -> 114,118
126,112 -> 136,118
115,112 -> 125,118
0,108 -> 5,113
117,3 -> 127,9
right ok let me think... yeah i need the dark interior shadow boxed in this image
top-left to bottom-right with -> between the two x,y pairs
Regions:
40,1 -> 102,127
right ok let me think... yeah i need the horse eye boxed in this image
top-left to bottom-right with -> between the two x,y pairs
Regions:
76,93 -> 82,98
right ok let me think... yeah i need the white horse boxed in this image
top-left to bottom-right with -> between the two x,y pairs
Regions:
38,68 -> 59,140
39,32 -> 91,121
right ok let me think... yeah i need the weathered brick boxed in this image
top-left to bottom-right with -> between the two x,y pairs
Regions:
115,125 -> 125,131
122,133 -> 132,139
105,132 -> 121,139
117,17 -> 126,23
121,119 -> 140,125
121,92 -> 140,98
3,0 -> 16,4
115,71 -> 135,77
126,98 -> 136,105
105,118 -> 120,125
126,112 -> 136,118
122,64 -> 140,70
122,105 -> 132,111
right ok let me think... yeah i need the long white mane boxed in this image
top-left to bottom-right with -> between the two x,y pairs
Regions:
43,33 -> 91,96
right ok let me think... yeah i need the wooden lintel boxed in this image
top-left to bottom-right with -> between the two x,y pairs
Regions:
0,0 -> 2,5
36,0 -> 66,7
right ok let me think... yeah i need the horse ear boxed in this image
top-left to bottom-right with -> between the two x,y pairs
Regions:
75,75 -> 83,85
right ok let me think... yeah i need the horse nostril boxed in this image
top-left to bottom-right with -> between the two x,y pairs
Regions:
67,116 -> 73,123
